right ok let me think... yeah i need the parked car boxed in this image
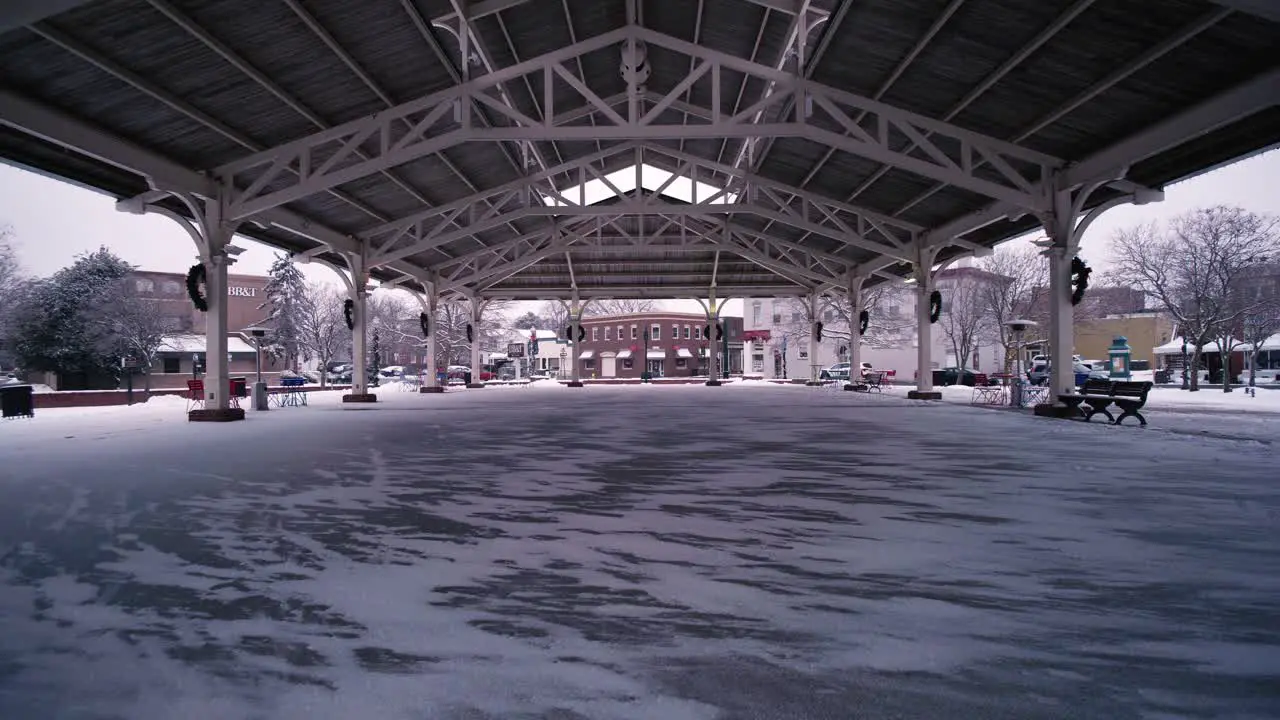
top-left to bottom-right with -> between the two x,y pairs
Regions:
820,362 -> 850,381
1251,368 -> 1279,384
936,367 -> 999,386
820,362 -> 874,381
1028,361 -> 1108,385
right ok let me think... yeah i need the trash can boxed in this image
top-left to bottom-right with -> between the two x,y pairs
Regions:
464,372 -> 472,385
0,384 -> 35,419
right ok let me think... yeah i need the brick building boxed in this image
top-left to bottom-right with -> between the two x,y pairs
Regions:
129,270 -> 270,334
575,312 -> 743,379
128,270 -> 281,390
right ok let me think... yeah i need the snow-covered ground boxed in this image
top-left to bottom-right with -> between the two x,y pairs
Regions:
878,380 -> 1280,414
1,383 -> 1277,719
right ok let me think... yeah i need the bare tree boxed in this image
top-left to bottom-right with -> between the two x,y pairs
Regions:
1111,207 -> 1278,392
860,284 -> 917,350
540,300 -> 570,338
91,280 -> 173,392
936,272 -> 993,373
297,282 -> 347,387
1242,288 -> 1280,387
980,247 -> 1048,372
585,298 -> 656,316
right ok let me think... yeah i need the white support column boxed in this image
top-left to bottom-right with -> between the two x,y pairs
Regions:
422,286 -> 443,393
807,291 -> 821,385
567,293 -> 584,387
1042,188 -> 1080,405
203,245 -> 231,410
909,245 -> 941,399
344,246 -> 376,403
847,274 -> 865,389
179,190 -> 243,422
468,297 -> 485,388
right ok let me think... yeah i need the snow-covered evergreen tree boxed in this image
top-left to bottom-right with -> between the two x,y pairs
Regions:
11,246 -> 133,385
258,253 -> 309,369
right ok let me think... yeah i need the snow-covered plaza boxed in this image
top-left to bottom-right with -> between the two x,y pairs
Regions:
1,382 -> 1277,719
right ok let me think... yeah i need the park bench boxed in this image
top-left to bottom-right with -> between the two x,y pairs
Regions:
1059,379 -> 1154,426
846,371 -> 885,393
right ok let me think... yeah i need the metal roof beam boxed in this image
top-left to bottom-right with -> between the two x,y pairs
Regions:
0,88 -> 443,286
894,5 -> 1229,217
482,285 -> 811,300
923,65 -> 1280,245
215,24 -> 1060,219
1208,0 -> 1280,22
433,0 -> 533,23
0,0 -> 93,34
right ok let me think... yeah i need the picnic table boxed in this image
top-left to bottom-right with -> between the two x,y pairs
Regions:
271,376 -> 309,407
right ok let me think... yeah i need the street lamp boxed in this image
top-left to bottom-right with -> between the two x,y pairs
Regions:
1004,319 -> 1036,407
244,326 -> 269,411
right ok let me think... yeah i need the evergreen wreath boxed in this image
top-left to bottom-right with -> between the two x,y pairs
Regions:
185,263 -> 208,312
466,323 -> 474,344
858,310 -> 869,335
1070,256 -> 1092,306
928,290 -> 942,324
343,299 -> 355,330
419,312 -> 430,338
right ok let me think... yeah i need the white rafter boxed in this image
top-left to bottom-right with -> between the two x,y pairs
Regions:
213,23 -> 1062,220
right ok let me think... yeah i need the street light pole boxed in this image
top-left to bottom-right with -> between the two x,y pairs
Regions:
245,327 -> 269,411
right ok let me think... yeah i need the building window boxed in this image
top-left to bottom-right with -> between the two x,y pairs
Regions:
162,281 -> 182,295
694,325 -> 702,340
791,311 -> 802,323
604,326 -> 612,340
617,325 -> 623,340
622,358 -> 634,370
592,327 -> 599,341
630,325 -> 638,340
583,358 -> 595,370
135,278 -> 154,293
671,324 -> 678,340
676,358 -> 687,369
824,309 -> 835,322
162,357 -> 180,374
651,324 -> 661,340
752,302 -> 762,326
683,325 -> 691,339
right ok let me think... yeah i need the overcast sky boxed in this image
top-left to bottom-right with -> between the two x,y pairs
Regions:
2,148 -> 1277,319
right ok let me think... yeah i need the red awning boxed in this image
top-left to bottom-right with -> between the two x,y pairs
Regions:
741,330 -> 772,343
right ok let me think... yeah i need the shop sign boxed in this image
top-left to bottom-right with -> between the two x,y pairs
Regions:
228,286 -> 257,297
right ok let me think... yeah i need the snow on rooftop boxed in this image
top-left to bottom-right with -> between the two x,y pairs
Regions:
158,334 -> 257,354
